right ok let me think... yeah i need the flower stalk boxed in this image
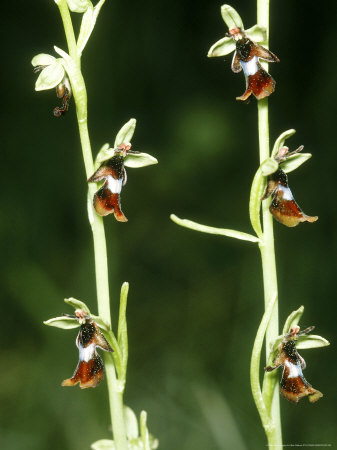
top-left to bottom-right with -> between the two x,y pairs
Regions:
55,1 -> 128,448
256,0 -> 282,446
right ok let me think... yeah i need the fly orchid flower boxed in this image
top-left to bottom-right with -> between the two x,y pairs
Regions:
62,310 -> 113,389
208,4 -> 279,101
88,119 -> 158,222
262,145 -> 318,227
32,53 -> 72,116
88,143 -> 131,222
265,326 -> 323,403
229,27 -> 279,101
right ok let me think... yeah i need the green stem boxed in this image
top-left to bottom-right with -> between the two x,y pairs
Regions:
56,2 -> 128,449
256,0 -> 282,446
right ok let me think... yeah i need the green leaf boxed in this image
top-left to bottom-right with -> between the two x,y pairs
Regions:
43,316 -> 80,329
139,411 -> 159,450
91,440 -> 115,450
114,119 -> 137,148
31,53 -> 56,67
249,168 -> 265,239
170,215 -> 260,243
282,305 -> 304,335
220,4 -> 244,30
140,411 -> 150,450
245,24 -> 267,43
271,129 -> 296,158
207,36 -> 236,57
64,297 -> 91,314
296,335 -> 330,350
77,0 -> 106,54
124,406 -> 139,440
124,152 -> 158,168
118,282 -> 129,379
260,157 -> 278,176
66,0 -> 90,13
280,153 -> 312,174
250,292 -> 277,437
35,61 -> 65,91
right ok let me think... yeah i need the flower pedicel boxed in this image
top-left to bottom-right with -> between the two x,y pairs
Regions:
62,310 -> 113,389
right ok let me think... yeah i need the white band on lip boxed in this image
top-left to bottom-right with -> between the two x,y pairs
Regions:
107,175 -> 123,194
240,56 -> 259,76
284,359 -> 301,379
278,184 -> 294,201
79,343 -> 96,362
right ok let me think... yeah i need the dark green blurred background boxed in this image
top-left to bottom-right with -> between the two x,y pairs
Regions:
1,0 -> 336,449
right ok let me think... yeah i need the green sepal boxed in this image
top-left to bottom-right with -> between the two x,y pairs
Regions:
64,297 -> 91,314
171,214 -> 260,243
53,46 -> 78,83
96,144 -> 158,168
271,129 -> 296,158
260,157 -> 278,176
271,334 -> 330,354
280,153 -> 312,174
66,0 -> 90,13
207,36 -> 236,57
43,316 -> 80,329
220,4 -> 244,30
268,305 -> 331,353
245,24 -> 267,43
297,335 -> 330,349
95,143 -> 111,165
114,118 -> 136,148
31,53 -> 56,67
124,406 -> 139,440
282,305 -> 304,334
90,315 -> 110,331
124,152 -> 158,168
91,440 -> 115,450
77,0 -> 106,54
35,61 -> 65,91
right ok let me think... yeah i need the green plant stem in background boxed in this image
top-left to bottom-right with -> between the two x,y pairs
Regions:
56,1 -> 128,449
256,0 -> 282,446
